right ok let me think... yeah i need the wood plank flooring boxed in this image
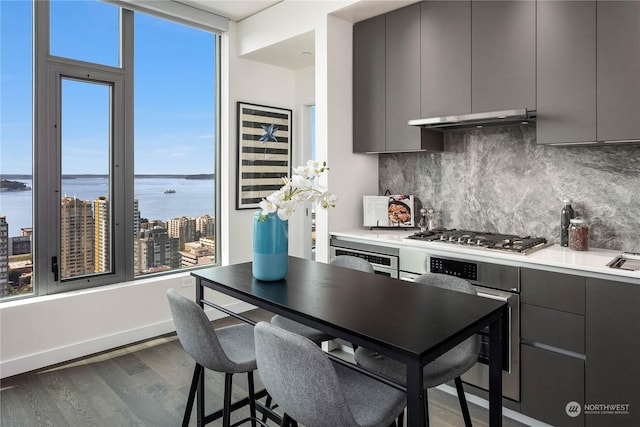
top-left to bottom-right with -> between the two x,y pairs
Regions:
1,309 -> 529,427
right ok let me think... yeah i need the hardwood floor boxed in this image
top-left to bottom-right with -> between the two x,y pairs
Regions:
1,309 -> 529,427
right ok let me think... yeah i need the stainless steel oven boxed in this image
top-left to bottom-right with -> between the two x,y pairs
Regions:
400,249 -> 521,402
330,238 -> 399,278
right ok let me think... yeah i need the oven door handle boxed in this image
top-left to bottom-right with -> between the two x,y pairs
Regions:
475,289 -> 511,303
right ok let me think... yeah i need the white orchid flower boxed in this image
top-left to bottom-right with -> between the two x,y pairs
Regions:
258,160 -> 336,221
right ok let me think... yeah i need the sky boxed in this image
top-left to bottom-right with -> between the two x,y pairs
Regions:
0,0 -> 216,175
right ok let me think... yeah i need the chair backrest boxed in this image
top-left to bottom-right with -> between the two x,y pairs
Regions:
166,288 -> 237,372
414,273 -> 481,354
330,255 -> 375,273
254,321 -> 360,427
414,272 -> 477,295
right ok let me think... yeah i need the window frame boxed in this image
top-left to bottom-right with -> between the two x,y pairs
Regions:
28,0 -> 221,297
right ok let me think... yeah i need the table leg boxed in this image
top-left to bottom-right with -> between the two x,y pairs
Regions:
489,311 -> 504,427
196,278 -> 205,427
406,360 -> 427,427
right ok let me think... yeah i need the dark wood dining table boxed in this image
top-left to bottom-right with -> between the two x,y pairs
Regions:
191,256 -> 507,427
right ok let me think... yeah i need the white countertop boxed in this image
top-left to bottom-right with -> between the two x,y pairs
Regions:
331,228 -> 640,284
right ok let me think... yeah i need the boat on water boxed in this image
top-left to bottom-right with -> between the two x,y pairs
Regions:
164,189 -> 176,194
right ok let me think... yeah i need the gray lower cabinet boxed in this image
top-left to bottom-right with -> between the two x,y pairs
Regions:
536,0 -> 597,145
521,345 -> 585,427
353,14 -> 385,153
520,268 -> 586,426
471,0 -> 536,113
585,278 -> 640,427
596,1 -> 640,143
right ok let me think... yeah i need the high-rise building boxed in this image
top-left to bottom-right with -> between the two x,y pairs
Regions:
94,196 -> 110,273
180,241 -> 215,268
167,216 -> 196,248
195,214 -> 215,238
134,226 -> 180,274
60,197 -> 94,279
133,199 -> 140,236
0,215 -> 9,297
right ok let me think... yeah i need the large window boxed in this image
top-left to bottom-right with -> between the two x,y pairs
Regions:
0,1 -> 220,300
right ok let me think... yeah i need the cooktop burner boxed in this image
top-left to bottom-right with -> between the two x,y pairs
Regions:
407,229 -> 549,254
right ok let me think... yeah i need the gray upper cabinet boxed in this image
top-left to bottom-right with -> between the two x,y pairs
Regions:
597,1 -> 640,143
353,3 -> 442,154
353,15 -> 385,153
385,3 -> 422,152
421,0 -> 471,117
471,0 -> 536,112
537,0 -> 597,145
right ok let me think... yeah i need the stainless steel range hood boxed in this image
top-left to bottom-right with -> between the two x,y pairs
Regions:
408,108 -> 536,130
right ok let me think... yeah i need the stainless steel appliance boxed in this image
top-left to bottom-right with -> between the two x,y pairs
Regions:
407,229 -> 549,255
330,239 -> 399,278
400,248 -> 521,402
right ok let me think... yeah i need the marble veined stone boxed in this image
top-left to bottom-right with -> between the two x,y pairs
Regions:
379,125 -> 640,252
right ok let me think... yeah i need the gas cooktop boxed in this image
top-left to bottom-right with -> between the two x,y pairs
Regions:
407,229 -> 549,255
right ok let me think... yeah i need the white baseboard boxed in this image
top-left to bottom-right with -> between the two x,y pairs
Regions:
0,300 -> 257,379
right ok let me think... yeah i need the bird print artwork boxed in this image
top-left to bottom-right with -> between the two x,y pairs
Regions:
259,123 -> 279,143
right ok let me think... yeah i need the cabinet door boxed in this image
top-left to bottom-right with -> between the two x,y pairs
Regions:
385,3 -> 421,152
597,1 -> 640,142
472,0 -> 535,112
521,345 -> 584,426
353,15 -> 385,153
421,0 -> 471,117
586,278 -> 640,427
520,268 -> 586,315
537,1 -> 597,145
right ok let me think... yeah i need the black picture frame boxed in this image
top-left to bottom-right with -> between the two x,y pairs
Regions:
236,102 -> 292,210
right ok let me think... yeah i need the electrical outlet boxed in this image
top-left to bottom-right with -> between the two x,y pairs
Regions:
181,277 -> 195,288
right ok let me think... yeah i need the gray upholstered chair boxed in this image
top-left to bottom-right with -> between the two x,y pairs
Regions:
166,288 -> 264,427
354,273 -> 481,427
270,255 -> 375,343
254,321 -> 406,427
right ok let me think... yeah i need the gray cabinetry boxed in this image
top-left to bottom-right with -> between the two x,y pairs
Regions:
420,0 -> 471,117
520,268 -> 585,426
471,0 -> 535,112
353,4 -> 442,153
353,15 -> 385,153
536,1 -> 597,145
597,1 -> 640,143
586,278 -> 640,427
385,3 -> 421,152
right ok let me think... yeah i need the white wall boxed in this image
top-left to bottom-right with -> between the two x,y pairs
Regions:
314,14 -> 379,262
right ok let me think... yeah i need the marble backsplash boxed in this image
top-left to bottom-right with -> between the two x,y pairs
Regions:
379,125 -> 640,252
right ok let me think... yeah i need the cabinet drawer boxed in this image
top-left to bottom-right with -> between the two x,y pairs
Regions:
521,303 -> 585,354
521,344 -> 584,426
521,268 -> 585,315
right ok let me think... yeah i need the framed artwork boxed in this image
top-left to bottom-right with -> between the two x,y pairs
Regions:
236,102 -> 292,210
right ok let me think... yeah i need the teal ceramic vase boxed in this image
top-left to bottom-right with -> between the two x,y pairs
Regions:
252,211 -> 288,281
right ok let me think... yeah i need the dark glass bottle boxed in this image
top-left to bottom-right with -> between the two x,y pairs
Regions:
560,199 -> 575,247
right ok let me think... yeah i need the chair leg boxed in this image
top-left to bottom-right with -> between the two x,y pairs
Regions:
454,376 -> 473,427
281,413 -> 292,427
247,371 -> 257,427
262,394 -> 273,423
223,373 -> 234,427
183,363 -> 203,427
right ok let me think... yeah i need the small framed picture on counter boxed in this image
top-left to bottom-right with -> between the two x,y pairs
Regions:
363,195 -> 415,228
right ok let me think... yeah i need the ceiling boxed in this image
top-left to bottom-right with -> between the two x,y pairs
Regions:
177,0 -> 283,22
178,1 -> 416,69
